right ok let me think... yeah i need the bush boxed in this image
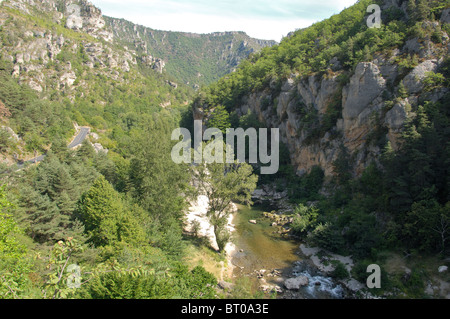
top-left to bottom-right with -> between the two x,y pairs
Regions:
332,261 -> 349,280
291,204 -> 319,235
307,222 -> 346,254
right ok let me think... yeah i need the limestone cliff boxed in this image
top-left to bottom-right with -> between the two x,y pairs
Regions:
0,0 -> 150,99
194,2 -> 450,179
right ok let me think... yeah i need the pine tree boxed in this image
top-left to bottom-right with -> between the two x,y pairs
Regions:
407,0 -> 417,20
50,136 -> 69,162
77,139 -> 96,161
416,0 -> 430,21
398,81 -> 408,99
207,105 -> 231,134
78,175 -> 145,247
129,129 -> 189,228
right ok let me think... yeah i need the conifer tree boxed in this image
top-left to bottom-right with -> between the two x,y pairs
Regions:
78,175 -> 145,247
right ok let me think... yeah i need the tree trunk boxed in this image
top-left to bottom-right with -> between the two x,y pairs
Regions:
213,224 -> 224,253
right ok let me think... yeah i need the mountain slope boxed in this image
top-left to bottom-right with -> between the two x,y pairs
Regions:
0,0 -> 194,162
197,0 -> 450,177
194,0 -> 450,268
105,17 -> 276,88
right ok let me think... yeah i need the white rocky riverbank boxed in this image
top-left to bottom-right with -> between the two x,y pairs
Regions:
299,244 -> 367,294
184,195 -> 238,280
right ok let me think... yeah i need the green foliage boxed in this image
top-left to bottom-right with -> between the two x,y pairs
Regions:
196,0 -> 417,115
307,222 -> 346,254
331,261 -> 350,280
43,237 -> 84,299
0,186 -> 32,299
77,263 -> 217,299
403,200 -> 450,252
193,141 -> 258,252
18,154 -> 97,243
207,105 -> 231,134
288,166 -> 325,202
77,175 -> 146,247
423,72 -> 447,92
105,15 -> 275,88
291,204 -> 319,235
0,60 -> 72,154
128,127 -> 190,228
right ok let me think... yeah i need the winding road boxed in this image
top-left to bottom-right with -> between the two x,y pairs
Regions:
68,127 -> 90,149
16,127 -> 90,169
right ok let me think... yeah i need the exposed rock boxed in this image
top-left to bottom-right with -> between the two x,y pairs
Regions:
121,61 -> 130,72
404,38 -> 422,55
167,80 -> 178,89
284,276 -> 309,290
441,8 -> 450,24
1,126 -> 20,142
385,101 -> 408,131
329,57 -> 342,71
60,71 -> 77,87
402,60 -> 438,95
28,80 -> 42,92
438,266 -> 448,273
90,132 -> 99,141
218,280 -> 234,290
342,62 -> 386,127
184,194 -> 236,252
281,78 -> 295,92
66,13 -> 83,30
12,65 -> 20,78
249,220 -> 257,225
92,142 -> 108,154
152,58 -> 165,73
260,283 -> 283,294
141,55 -> 154,66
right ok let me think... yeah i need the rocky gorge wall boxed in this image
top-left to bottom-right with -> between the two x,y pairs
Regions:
0,0 -> 167,98
195,13 -> 450,179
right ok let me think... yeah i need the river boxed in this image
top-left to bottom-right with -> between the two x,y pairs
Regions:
230,204 -> 346,299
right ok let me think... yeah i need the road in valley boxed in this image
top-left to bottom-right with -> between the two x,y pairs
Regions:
15,127 -> 90,169
68,127 -> 90,149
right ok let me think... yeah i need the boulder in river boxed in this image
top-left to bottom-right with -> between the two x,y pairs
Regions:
284,276 -> 309,290
438,266 -> 448,273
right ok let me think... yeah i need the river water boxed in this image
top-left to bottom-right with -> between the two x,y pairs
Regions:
231,205 -> 346,299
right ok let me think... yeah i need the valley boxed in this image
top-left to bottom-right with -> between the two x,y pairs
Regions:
0,0 -> 449,301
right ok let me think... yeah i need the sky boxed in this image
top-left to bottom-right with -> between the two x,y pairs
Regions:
89,0 -> 358,42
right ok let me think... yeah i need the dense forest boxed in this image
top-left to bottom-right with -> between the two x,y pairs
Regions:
0,52 -> 216,298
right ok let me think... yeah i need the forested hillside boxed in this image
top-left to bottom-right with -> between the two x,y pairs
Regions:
194,0 -> 450,296
0,0 -> 218,299
0,0 -> 449,300
106,17 -> 277,88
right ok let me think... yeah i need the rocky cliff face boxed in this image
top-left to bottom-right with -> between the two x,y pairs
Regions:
0,0 -> 165,99
232,56 -> 446,178
194,4 -> 449,178
0,0 -> 275,95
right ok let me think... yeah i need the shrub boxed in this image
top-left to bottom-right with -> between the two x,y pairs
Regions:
307,222 -> 346,254
291,204 -> 319,235
332,261 -> 350,280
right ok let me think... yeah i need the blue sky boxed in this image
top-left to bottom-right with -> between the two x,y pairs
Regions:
90,0 -> 358,41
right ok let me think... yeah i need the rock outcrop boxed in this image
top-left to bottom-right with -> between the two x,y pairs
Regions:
194,22 -> 449,178
284,276 -> 309,290
0,0 -> 168,98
